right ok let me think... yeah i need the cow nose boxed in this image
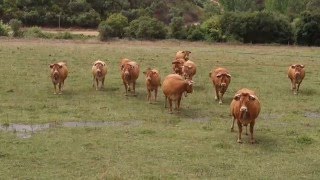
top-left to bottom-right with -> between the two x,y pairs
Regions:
221,83 -> 226,87
240,106 -> 247,112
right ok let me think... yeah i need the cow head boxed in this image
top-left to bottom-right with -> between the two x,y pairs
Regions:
94,62 -> 105,77
143,68 -> 157,82
182,51 -> 191,61
234,93 -> 256,119
122,63 -> 135,80
50,64 -> 63,80
216,72 -> 231,90
172,59 -> 184,75
291,64 -> 304,80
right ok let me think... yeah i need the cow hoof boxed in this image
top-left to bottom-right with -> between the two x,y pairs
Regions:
169,111 -> 173,114
219,101 -> 222,105
250,140 -> 256,144
133,94 -> 137,97
58,92 -> 62,95
231,128 -> 234,132
237,139 -> 243,143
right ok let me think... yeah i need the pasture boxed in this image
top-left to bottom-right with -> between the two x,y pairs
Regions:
0,38 -> 320,179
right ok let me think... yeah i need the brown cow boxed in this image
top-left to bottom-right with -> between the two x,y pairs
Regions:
49,62 -> 68,94
143,68 -> 161,103
287,64 -> 305,95
120,59 -> 140,96
92,60 -> 107,90
162,74 -> 194,113
209,67 -> 231,104
172,58 -> 185,75
176,50 -> 191,61
182,60 -> 197,80
230,88 -> 261,143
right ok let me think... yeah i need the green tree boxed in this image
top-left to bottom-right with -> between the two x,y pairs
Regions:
106,13 -> 129,38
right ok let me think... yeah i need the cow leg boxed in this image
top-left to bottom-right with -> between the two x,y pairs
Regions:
95,79 -> 99,90
177,97 -> 181,112
237,121 -> 243,143
132,81 -> 137,96
164,96 -> 167,108
168,99 -> 173,113
249,121 -> 255,144
231,118 -> 235,132
245,125 -> 248,135
218,92 -> 223,105
292,80 -> 297,94
53,83 -> 57,94
154,88 -> 158,102
101,77 -> 105,89
123,81 -> 128,96
58,82 -> 62,94
214,86 -> 219,101
297,82 -> 302,93
147,90 -> 151,103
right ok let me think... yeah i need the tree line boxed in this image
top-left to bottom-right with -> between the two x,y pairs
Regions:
0,0 -> 320,46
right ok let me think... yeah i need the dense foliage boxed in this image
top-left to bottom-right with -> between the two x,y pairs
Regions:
1,0 -> 320,45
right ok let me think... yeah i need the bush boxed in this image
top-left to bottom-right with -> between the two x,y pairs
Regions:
0,20 -> 10,36
98,21 -> 113,41
74,9 -> 101,27
186,25 -> 205,41
220,11 -> 294,44
9,19 -> 23,37
201,17 -> 224,42
106,13 -> 128,38
24,27 -> 50,38
295,11 -> 320,46
169,17 -> 187,39
126,16 -> 167,39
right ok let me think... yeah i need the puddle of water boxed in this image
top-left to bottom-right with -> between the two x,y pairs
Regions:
0,121 -> 142,139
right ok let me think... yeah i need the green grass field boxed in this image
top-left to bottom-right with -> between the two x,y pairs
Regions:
1,38 -> 320,179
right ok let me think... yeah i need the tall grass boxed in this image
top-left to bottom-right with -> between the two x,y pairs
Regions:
0,39 -> 320,179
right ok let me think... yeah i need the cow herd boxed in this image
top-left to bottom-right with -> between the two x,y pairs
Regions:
49,50 -> 306,143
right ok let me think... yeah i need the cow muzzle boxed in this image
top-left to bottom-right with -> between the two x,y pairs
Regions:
240,106 -> 248,112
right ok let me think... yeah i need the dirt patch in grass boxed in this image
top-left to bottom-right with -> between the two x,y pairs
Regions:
0,120 -> 143,139
304,112 -> 320,119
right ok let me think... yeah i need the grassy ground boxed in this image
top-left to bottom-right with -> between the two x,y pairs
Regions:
0,39 -> 320,179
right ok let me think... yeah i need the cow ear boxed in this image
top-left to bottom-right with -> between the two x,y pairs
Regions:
143,71 -> 146,75
234,94 -> 241,101
226,74 -> 231,78
209,72 -> 212,77
49,64 -> 54,68
249,95 -> 256,101
59,65 -> 63,68
120,65 -> 124,70
301,65 -> 305,68
291,65 -> 296,68
216,73 -> 222,78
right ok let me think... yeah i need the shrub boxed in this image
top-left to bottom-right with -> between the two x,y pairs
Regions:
74,9 -> 101,27
9,19 -> 23,37
126,16 -> 167,39
0,20 -> 10,36
186,25 -> 205,41
295,11 -> 320,46
106,13 -> 128,38
201,17 -> 224,42
220,11 -> 294,44
169,17 -> 187,39
24,27 -> 50,38
98,21 -> 112,41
